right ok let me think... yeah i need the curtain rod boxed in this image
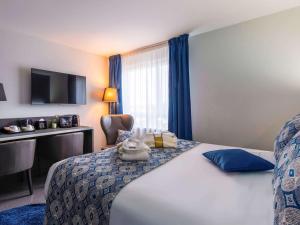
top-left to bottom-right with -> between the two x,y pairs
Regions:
122,40 -> 168,56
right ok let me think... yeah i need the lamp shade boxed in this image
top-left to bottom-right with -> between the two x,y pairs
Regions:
102,88 -> 118,102
0,83 -> 6,101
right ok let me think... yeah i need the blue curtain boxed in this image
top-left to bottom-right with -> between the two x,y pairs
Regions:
109,54 -> 123,114
168,34 -> 192,140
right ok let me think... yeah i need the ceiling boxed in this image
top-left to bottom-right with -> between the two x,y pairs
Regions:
0,0 -> 299,56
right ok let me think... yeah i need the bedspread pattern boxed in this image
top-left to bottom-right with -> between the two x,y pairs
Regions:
44,139 -> 199,225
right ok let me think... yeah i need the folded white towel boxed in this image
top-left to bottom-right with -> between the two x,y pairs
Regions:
119,150 -> 149,161
117,137 -> 151,161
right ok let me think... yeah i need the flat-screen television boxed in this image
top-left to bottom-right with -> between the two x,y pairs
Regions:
31,68 -> 86,105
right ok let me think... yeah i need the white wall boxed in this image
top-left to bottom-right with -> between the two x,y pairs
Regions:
0,29 -> 108,150
190,7 -> 300,151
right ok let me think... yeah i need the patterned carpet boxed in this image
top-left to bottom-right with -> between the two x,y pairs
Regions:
0,204 -> 45,225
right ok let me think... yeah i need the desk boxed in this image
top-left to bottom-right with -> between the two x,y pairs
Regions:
0,126 -> 94,154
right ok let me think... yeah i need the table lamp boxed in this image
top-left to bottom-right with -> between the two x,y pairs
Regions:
0,83 -> 7,101
103,87 -> 118,114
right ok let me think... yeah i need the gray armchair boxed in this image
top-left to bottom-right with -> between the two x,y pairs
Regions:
100,114 -> 134,145
0,139 -> 36,195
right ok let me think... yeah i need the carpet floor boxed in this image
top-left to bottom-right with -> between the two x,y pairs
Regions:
0,204 -> 45,225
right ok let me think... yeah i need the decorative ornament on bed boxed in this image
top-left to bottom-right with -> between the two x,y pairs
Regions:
273,114 -> 300,225
116,129 -> 177,161
44,139 -> 199,225
116,128 -> 177,148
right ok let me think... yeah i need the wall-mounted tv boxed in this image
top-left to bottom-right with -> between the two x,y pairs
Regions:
31,68 -> 86,105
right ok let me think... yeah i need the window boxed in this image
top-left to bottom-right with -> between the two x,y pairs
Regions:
122,45 -> 169,130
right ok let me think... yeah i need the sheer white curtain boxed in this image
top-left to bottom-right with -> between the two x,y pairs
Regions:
122,45 -> 169,130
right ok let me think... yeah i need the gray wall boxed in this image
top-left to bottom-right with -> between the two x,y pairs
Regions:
189,7 -> 300,151
0,29 -> 109,149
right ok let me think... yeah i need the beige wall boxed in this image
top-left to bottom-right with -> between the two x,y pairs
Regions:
0,29 -> 108,150
189,7 -> 300,151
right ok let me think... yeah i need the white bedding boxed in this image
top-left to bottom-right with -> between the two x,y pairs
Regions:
110,143 -> 274,225
45,143 -> 274,225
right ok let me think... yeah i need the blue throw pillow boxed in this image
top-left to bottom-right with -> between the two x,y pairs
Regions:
203,149 -> 274,172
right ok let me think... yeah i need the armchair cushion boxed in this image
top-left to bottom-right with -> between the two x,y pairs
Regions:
115,130 -> 134,144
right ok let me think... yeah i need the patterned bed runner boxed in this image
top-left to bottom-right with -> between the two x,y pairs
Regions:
44,139 -> 199,225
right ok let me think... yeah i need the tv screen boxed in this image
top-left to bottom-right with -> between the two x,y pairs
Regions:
31,68 -> 86,105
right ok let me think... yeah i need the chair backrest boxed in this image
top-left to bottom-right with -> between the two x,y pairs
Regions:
100,114 -> 134,145
0,139 -> 36,176
41,132 -> 84,162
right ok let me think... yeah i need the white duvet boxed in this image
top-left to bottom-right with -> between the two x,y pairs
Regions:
45,143 -> 274,225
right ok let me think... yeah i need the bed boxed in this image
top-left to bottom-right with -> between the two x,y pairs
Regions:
45,143 -> 274,225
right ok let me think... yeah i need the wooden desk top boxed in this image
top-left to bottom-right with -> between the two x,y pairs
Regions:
0,126 -> 93,142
